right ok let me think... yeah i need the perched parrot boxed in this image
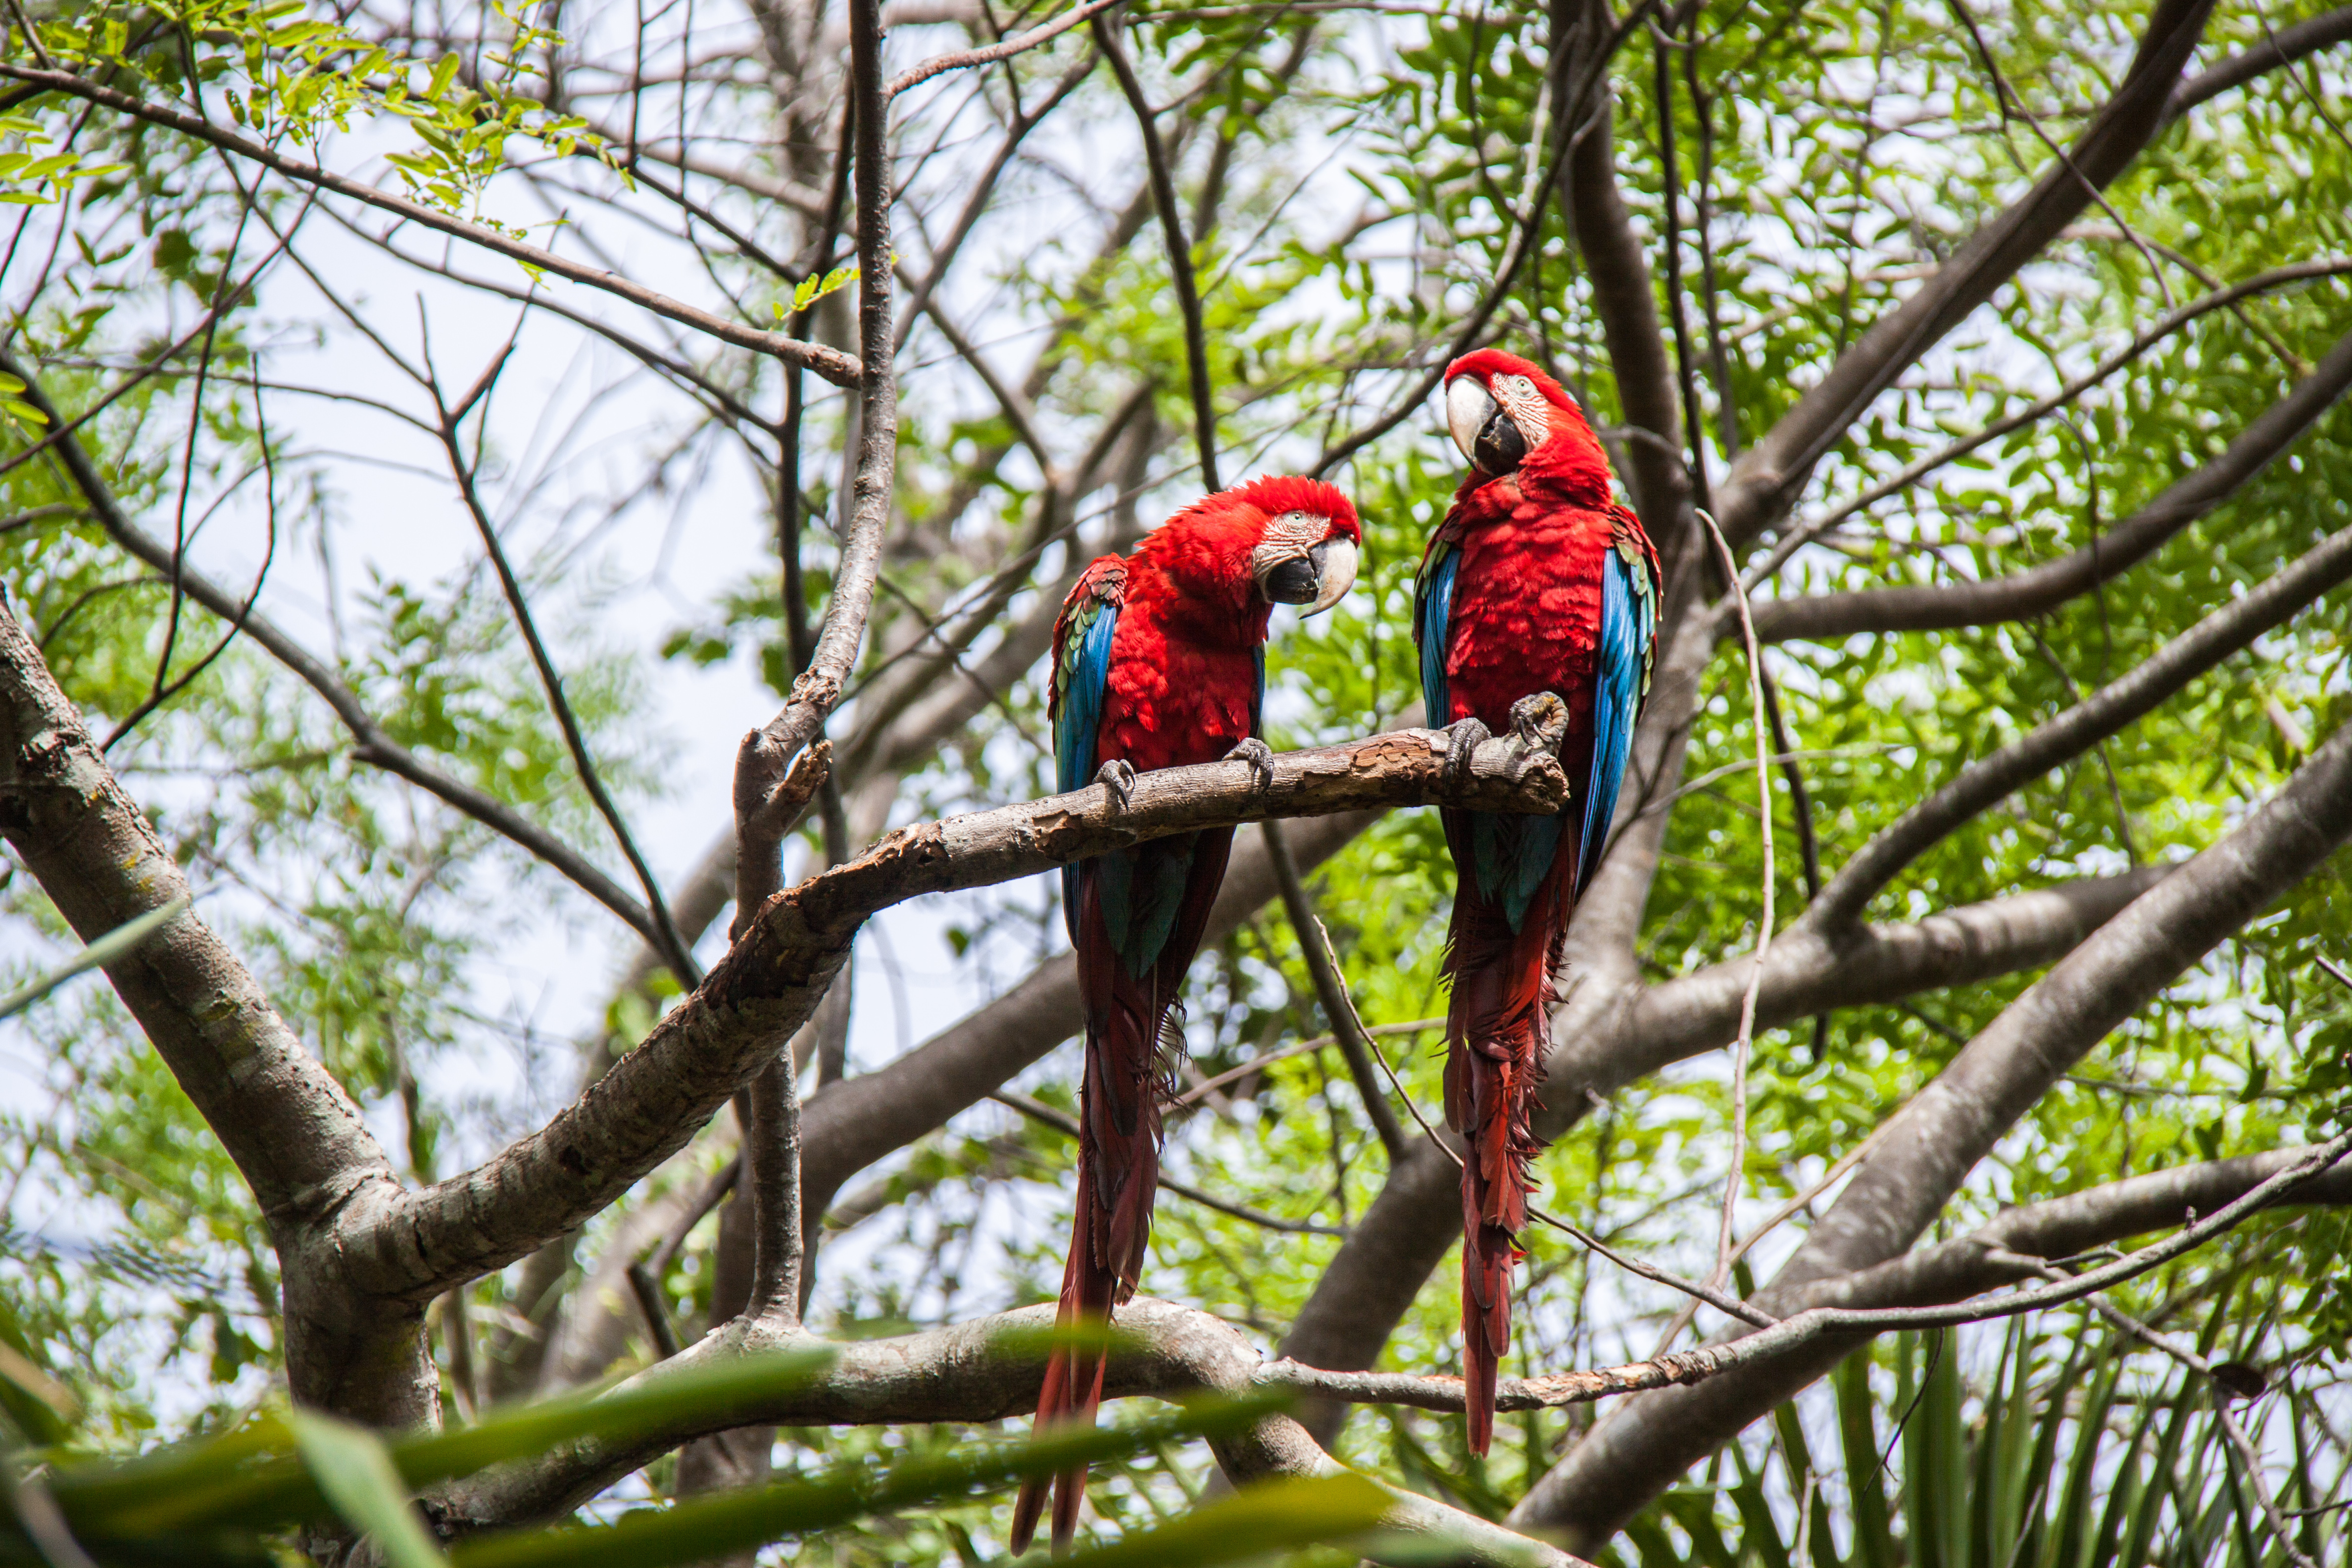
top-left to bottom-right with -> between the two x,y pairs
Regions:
1415,349 -> 1660,1454
1012,475 -> 1363,1553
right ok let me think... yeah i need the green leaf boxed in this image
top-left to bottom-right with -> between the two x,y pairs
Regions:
63,1344 -> 834,1533
0,897 -> 192,1023
287,1413 -> 450,1568
448,1391 -> 1290,1568
1058,1474 -> 1391,1565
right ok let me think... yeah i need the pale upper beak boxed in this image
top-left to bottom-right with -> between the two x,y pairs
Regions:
1258,534 -> 1360,616
1305,536 -> 1358,616
1445,376 -> 1528,475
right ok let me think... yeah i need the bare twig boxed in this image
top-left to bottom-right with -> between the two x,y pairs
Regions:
1262,822 -> 1411,1160
1095,13 -> 1220,491
988,1089 -> 1345,1235
1168,1018 -> 1442,1109
435,349 -> 701,987
1698,509 -> 1773,1285
886,0 -> 1127,98
0,345 -> 684,955
0,65 -> 860,385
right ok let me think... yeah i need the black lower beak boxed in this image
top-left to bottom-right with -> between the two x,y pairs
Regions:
1264,552 -> 1320,604
1474,410 -> 1527,475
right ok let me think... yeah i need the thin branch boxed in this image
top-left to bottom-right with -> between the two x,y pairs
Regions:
886,0 -> 1126,98
1805,518 -> 2352,929
0,344 -> 680,955
434,349 -> 701,987
1709,0 -> 2216,546
1752,312 -> 2352,640
1167,1018 -> 1441,1109
1262,822 -> 1411,1160
1698,509 -> 1772,1288
0,65 -> 860,385
988,1089 -> 1345,1235
1095,12 -> 1220,490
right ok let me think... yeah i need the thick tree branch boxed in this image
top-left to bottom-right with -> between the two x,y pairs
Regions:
0,66 -> 860,385
441,1297 -> 1592,1567
1754,319 -> 2352,642
1807,518 -> 2352,929
353,724 -> 1569,1301
1712,0 -> 2215,547
732,0 -> 904,919
2164,4 -> 2352,119
0,602 -> 429,1424
795,806 -> 1383,1224
1518,716 -> 2352,1547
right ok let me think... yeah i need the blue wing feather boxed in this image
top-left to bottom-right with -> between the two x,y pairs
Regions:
1253,644 -> 1266,738
1418,545 -> 1458,727
1057,598 -> 1122,943
1575,548 -> 1650,897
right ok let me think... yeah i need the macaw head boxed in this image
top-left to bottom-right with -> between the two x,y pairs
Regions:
1441,348 -> 1612,503
1141,475 -> 1363,627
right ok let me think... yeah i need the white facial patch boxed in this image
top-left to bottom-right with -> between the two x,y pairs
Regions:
1249,509 -> 1328,579
1490,373 -> 1555,447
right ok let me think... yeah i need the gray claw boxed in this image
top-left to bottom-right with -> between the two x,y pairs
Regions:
1509,691 -> 1569,757
1227,736 -> 1276,793
1442,717 -> 1491,788
1096,757 -> 1138,810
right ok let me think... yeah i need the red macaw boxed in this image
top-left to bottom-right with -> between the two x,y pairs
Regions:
1415,349 -> 1660,1454
1012,475 -> 1363,1553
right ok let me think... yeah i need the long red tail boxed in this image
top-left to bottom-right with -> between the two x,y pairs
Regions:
1010,948 -> 1167,1553
1439,818 -> 1569,1455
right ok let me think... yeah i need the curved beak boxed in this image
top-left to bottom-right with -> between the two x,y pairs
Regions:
1445,376 -> 1529,475
1304,537 -> 1358,616
1446,377 -> 1496,467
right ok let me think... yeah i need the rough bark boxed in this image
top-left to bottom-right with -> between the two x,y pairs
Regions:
349,724 -> 1571,1304
0,600 -> 426,1424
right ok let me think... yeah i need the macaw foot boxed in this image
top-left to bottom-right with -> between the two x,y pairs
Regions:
1225,736 -> 1276,793
1095,757 -> 1138,811
1442,717 -> 1492,788
1508,691 -> 1570,758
